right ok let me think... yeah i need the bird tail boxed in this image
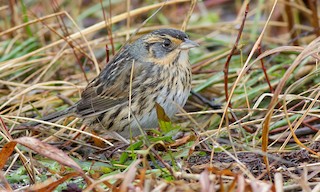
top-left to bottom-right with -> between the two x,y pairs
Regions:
17,106 -> 76,129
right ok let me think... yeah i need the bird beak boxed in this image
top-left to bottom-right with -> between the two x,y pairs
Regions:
179,39 -> 199,50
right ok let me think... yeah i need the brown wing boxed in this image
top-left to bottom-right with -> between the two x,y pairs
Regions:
74,46 -> 139,118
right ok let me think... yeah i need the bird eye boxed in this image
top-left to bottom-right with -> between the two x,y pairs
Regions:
162,39 -> 171,48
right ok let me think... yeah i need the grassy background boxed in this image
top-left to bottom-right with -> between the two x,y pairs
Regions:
1,0 -> 320,191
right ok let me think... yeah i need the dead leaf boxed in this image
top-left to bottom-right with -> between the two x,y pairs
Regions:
14,137 -> 83,173
91,130 -> 106,148
169,134 -> 196,147
0,141 -> 17,169
26,172 -> 81,192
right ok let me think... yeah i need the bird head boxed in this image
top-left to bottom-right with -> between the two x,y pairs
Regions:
131,28 -> 199,66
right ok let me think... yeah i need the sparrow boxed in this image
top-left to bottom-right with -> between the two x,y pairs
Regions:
23,28 -> 199,140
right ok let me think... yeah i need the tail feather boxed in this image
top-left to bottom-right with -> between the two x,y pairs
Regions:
18,106 -> 76,129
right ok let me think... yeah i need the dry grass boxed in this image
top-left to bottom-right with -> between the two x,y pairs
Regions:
0,0 -> 320,191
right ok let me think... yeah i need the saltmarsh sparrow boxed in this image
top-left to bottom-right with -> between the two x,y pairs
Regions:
26,28 -> 199,139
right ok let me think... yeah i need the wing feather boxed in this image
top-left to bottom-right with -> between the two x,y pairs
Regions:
75,46 -> 139,118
